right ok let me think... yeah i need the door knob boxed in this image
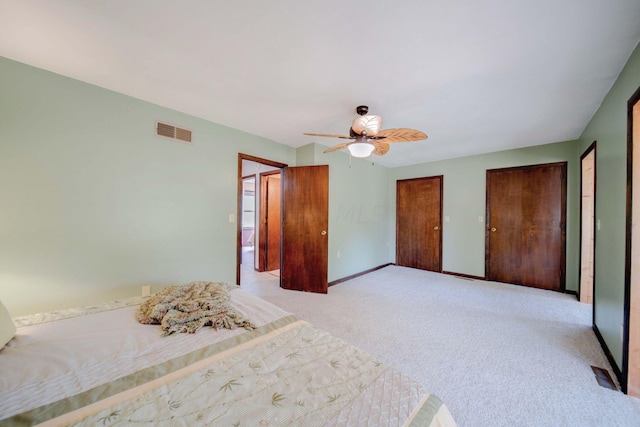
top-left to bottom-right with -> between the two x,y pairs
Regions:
491,227 -> 497,232
434,226 -> 439,230
321,230 -> 327,235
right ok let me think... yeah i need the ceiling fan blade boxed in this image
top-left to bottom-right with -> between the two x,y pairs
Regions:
323,142 -> 352,153
371,141 -> 390,156
375,128 -> 428,143
304,132 -> 353,139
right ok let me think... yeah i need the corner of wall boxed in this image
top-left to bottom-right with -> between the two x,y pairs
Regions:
295,143 -> 318,166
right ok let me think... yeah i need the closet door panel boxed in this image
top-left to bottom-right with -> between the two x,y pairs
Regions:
396,176 -> 443,272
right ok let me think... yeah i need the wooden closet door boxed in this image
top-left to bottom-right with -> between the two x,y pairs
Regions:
486,163 -> 566,291
396,176 -> 443,272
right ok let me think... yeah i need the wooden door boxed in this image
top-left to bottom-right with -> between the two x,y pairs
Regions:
486,163 -> 566,291
624,85 -> 640,396
396,176 -> 443,272
259,172 -> 281,272
580,144 -> 596,304
281,165 -> 329,293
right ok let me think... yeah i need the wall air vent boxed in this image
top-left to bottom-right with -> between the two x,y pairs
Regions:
156,122 -> 192,143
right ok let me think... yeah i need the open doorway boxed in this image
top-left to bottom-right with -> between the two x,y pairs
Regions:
579,142 -> 596,305
237,154 -> 330,293
241,175 -> 256,270
237,154 -> 286,287
624,86 -> 640,397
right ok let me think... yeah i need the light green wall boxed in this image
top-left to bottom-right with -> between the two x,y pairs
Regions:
294,143 -> 316,167
4,40 -> 639,380
0,57 -> 392,316
390,141 -> 579,289
577,42 -> 640,368
297,143 -> 391,281
0,57 -> 296,316
0,53 -> 589,318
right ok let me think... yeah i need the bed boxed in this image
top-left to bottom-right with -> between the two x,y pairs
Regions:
0,282 -> 456,426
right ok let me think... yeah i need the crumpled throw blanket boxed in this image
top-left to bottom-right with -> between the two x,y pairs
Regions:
136,281 -> 255,336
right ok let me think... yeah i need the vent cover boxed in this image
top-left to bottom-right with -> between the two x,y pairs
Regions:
156,122 -> 192,143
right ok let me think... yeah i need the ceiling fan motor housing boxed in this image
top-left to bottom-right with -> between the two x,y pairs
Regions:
356,105 -> 369,115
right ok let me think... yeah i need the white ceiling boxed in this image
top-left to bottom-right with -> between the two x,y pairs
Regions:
2,1 -> 639,167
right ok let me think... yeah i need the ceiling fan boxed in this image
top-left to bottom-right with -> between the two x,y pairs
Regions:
304,105 -> 428,158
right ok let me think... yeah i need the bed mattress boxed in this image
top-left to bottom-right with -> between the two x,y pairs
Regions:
0,285 -> 455,426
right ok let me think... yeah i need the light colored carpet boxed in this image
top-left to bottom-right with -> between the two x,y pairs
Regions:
241,264 -> 640,427
267,269 -> 280,277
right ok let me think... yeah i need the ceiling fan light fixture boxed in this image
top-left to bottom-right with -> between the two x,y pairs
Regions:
306,105 -> 427,158
351,114 -> 382,136
348,142 -> 375,158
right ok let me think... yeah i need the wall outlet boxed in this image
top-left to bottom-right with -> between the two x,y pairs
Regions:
337,250 -> 341,258
228,213 -> 235,223
141,285 -> 151,297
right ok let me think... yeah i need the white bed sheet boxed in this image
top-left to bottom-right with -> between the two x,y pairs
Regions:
1,286 -> 456,427
0,287 -> 290,420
